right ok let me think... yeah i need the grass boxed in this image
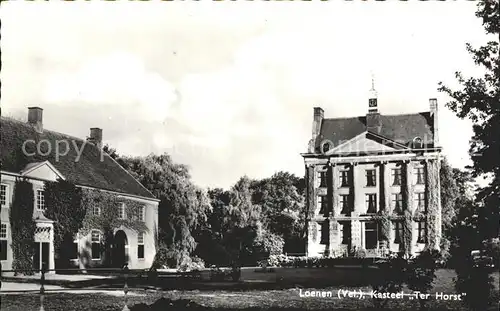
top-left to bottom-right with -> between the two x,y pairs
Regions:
1,269 -> 498,311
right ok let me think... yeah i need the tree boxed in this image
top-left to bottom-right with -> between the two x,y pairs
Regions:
438,0 -> 499,244
251,172 -> 306,254
438,1 -> 499,310
118,153 -> 210,268
439,158 -> 475,263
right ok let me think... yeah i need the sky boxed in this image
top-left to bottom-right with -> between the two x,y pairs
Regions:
0,1 -> 490,189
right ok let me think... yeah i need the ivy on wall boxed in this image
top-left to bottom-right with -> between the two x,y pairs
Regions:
401,162 -> 413,256
425,160 -> 439,249
403,209 -> 413,256
44,179 -> 86,269
9,179 -> 36,275
377,209 -> 391,242
79,188 -> 149,265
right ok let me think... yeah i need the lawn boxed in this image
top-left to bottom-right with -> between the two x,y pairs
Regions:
1,269 -> 498,311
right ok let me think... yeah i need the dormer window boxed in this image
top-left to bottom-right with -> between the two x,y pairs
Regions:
321,141 -> 331,153
412,137 -> 423,149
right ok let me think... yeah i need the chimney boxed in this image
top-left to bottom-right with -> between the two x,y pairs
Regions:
87,128 -> 103,149
310,107 -> 324,153
28,107 -> 43,133
429,98 -> 439,146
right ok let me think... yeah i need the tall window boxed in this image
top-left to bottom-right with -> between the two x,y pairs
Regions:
70,234 -> 79,260
415,167 -> 425,184
365,194 -> 377,214
118,203 -> 126,219
0,223 -> 7,261
415,192 -> 426,212
91,230 -> 101,260
340,170 -> 350,187
392,193 -> 403,213
391,169 -> 402,186
318,195 -> 328,216
319,221 -> 329,245
394,221 -> 403,244
138,206 -> 146,222
366,169 -> 376,187
137,232 -> 145,259
340,221 -> 351,245
0,184 -> 7,207
417,221 -> 427,243
36,190 -> 45,211
318,171 -> 328,188
365,222 -> 378,249
93,205 -> 101,216
340,195 -> 350,214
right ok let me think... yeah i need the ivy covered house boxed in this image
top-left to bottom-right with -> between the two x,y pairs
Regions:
0,107 -> 159,273
301,87 -> 443,258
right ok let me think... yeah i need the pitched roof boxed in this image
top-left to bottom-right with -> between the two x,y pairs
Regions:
0,117 -> 156,200
314,112 -> 435,153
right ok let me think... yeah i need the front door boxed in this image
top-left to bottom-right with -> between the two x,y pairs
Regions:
33,242 -> 50,272
112,230 -> 128,268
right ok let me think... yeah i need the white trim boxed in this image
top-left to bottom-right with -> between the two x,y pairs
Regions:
0,222 -> 8,239
0,183 -> 9,208
20,161 -> 66,180
35,189 -> 46,211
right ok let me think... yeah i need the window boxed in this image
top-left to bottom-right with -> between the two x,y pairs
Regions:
137,232 -> 145,259
36,190 -> 45,211
415,192 -> 426,212
138,206 -> 145,222
70,234 -> 79,260
392,193 -> 403,213
366,169 -> 376,187
319,221 -> 329,245
1,223 -> 8,261
118,203 -> 126,219
340,195 -> 350,214
91,230 -> 101,260
394,221 -> 403,244
365,222 -> 378,249
1,184 -> 7,207
340,221 -> 351,245
318,195 -> 328,216
391,169 -> 402,186
417,221 -> 427,243
415,167 -> 425,185
365,194 -> 377,214
340,170 -> 350,187
93,205 -> 101,216
318,171 -> 328,188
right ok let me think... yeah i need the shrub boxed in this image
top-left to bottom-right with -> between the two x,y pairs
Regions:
371,253 -> 408,309
406,250 -> 439,311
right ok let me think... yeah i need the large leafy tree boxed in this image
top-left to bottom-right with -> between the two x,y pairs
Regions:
438,0 -> 499,243
438,1 -> 499,310
251,172 -> 306,254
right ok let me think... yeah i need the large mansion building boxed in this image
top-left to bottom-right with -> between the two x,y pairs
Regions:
302,89 -> 442,258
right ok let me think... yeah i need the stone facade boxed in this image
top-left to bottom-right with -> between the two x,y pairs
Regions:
302,96 -> 442,258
